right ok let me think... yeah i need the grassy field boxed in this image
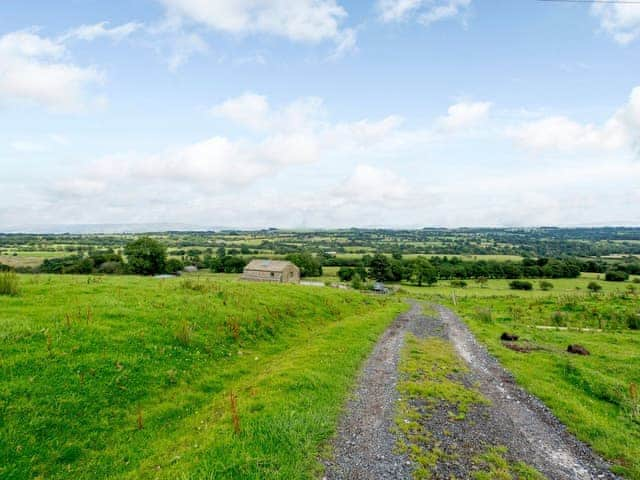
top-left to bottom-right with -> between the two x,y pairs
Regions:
405,280 -> 640,478
0,274 -> 406,479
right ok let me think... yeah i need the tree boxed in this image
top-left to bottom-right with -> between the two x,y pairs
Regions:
337,266 -> 355,282
124,237 -> 167,275
369,254 -> 392,282
475,276 -> 489,288
412,257 -> 437,286
286,252 -> 322,277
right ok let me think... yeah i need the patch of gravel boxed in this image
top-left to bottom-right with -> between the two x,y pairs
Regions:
433,304 -> 619,480
322,302 -> 422,480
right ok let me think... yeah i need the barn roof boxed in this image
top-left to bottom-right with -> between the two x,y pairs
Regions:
244,259 -> 297,272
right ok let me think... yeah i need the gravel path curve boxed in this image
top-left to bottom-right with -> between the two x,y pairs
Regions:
323,301 -> 619,480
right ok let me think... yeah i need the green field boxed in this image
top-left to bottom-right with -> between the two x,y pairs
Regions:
0,275 -> 405,479
408,280 -> 640,478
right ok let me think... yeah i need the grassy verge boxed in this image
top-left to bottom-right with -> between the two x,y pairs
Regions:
0,275 -> 406,479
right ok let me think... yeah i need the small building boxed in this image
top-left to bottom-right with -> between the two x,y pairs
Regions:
241,259 -> 300,284
184,265 -> 198,273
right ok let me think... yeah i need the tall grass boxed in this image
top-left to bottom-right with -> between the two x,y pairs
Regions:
0,270 -> 19,295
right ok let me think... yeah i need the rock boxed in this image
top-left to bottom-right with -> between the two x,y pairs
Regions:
567,344 -> 590,355
501,332 -> 519,341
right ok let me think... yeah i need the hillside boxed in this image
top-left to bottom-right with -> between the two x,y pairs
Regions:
0,275 -> 405,479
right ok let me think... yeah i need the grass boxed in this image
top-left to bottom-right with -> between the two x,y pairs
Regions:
0,274 -> 406,479
408,282 -> 640,478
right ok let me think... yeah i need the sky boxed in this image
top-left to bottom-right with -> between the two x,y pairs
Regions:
0,0 -> 639,230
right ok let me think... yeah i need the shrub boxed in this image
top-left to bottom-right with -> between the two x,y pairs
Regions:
633,278 -> 640,284
509,280 -> 533,291
587,281 -> 602,293
450,279 -> 467,288
350,274 -> 363,290
627,313 -> 640,331
539,280 -> 554,291
165,258 -> 184,274
337,266 -> 355,282
475,307 -> 493,324
605,270 -> 629,282
0,271 -> 19,296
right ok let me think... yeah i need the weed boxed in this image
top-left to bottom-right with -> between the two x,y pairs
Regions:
229,391 -> 241,434
475,307 -> 493,324
175,321 -> 192,346
0,270 -> 19,295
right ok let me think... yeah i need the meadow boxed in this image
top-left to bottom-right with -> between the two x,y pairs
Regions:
0,274 -> 405,479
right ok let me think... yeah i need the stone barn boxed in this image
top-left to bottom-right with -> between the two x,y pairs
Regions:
241,260 -> 300,284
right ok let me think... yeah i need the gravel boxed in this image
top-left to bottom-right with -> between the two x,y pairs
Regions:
433,304 -> 619,480
322,302 -> 421,480
323,302 -> 619,480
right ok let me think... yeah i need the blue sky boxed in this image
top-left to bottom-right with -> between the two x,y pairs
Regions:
1,0 -> 639,229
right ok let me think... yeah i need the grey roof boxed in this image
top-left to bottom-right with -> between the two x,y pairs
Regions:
244,259 -> 298,273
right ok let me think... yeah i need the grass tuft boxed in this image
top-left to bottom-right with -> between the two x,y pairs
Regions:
0,270 -> 19,295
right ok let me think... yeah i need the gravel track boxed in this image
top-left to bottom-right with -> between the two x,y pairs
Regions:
323,301 -> 618,480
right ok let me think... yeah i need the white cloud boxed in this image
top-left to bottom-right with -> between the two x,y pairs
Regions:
159,0 -> 355,53
437,100 -> 491,131
591,3 -> 640,45
211,92 -> 272,131
378,0 -> 472,25
336,164 -> 410,204
166,31 -> 209,71
62,21 -> 143,42
0,30 -> 103,112
509,86 -> 640,154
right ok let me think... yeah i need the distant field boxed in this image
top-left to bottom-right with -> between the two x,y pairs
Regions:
0,275 -> 405,479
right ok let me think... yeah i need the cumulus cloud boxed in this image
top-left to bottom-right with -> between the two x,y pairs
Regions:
62,21 -> 143,42
591,3 -> 640,45
335,164 -> 411,204
159,0 -> 356,55
509,86 -> 640,154
437,100 -> 491,131
0,30 -> 103,112
56,93 -> 404,203
378,0 -> 472,25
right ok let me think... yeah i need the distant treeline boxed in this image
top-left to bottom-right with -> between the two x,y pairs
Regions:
2,239 -> 638,284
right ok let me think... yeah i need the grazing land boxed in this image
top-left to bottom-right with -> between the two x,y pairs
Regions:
0,274 -> 404,479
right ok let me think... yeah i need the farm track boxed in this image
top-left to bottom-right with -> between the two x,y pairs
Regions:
324,301 -> 619,480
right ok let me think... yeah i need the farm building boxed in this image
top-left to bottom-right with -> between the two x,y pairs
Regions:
241,260 -> 300,284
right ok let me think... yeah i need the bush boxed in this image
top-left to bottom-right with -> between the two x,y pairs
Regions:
0,271 -> 19,296
605,270 -> 629,282
350,273 -> 363,290
633,278 -> 640,284
165,258 -> 184,274
627,313 -> 640,330
337,266 -> 355,282
539,280 -> 554,291
450,279 -> 467,288
509,280 -> 533,291
587,281 -> 603,293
